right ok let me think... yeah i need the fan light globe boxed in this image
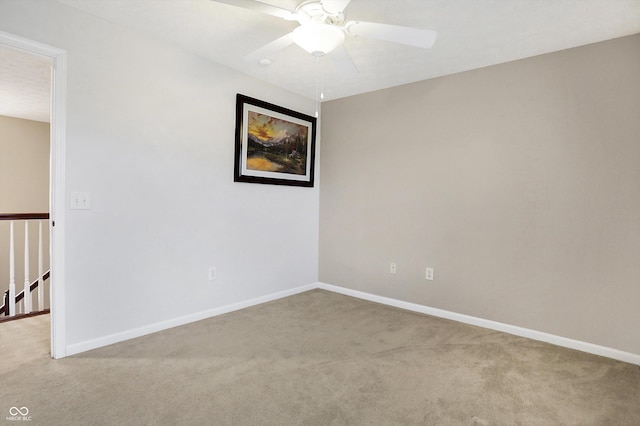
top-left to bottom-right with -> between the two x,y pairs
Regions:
293,23 -> 345,56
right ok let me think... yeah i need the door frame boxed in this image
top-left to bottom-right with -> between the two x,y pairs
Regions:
0,31 -> 67,359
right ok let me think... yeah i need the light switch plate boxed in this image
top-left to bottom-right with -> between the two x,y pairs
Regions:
71,192 -> 91,209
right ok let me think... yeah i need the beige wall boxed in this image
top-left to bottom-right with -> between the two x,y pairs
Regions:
319,34 -> 640,355
0,115 -> 50,306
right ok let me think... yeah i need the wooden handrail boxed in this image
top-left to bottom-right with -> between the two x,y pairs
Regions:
0,213 -> 50,221
15,270 -> 51,304
1,270 -> 50,316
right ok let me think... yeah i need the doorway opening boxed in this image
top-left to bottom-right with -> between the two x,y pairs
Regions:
0,31 -> 67,359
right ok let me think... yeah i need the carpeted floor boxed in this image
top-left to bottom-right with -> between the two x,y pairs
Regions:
0,312 -> 50,376
1,289 -> 639,425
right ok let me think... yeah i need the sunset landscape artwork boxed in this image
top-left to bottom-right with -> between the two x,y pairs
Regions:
246,111 -> 309,175
234,94 -> 316,187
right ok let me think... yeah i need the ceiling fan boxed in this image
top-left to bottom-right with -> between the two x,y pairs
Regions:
211,0 -> 437,75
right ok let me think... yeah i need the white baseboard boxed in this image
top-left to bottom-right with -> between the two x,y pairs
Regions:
66,281 -> 640,366
66,283 -> 317,356
317,282 -> 640,366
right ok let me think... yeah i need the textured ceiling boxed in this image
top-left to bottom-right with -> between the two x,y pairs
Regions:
2,0 -> 640,122
0,46 -> 51,123
56,0 -> 640,101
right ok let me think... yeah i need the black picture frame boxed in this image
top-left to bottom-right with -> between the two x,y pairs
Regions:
234,94 -> 317,187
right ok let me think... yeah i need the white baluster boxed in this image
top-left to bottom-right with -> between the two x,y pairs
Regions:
9,221 -> 16,316
24,221 -> 32,314
38,220 -> 44,311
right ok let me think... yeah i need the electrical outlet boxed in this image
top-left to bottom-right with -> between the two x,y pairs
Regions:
208,267 -> 217,281
390,263 -> 397,274
425,267 -> 434,281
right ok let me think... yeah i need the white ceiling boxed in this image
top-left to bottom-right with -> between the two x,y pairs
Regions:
0,46 -> 51,123
2,0 -> 640,122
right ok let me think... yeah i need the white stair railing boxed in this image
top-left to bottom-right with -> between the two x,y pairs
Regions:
9,220 -> 16,316
38,221 -> 44,312
1,213 -> 50,317
23,221 -> 31,314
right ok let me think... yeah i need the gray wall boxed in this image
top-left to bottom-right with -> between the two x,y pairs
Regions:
319,34 -> 640,355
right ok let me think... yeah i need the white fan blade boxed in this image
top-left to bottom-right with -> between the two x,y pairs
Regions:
328,44 -> 358,77
211,0 -> 297,20
321,0 -> 351,14
345,21 -> 437,49
244,32 -> 296,63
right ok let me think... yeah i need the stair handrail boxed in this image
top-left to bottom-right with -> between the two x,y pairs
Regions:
0,213 -> 50,316
0,213 -> 50,220
0,270 -> 50,316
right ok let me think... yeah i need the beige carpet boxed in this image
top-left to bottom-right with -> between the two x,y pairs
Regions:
0,313 -> 50,375
1,289 -> 639,425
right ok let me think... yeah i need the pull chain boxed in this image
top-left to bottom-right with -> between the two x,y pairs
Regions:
315,55 -> 324,118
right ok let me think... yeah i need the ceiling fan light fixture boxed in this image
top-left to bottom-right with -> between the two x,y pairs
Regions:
293,23 -> 345,57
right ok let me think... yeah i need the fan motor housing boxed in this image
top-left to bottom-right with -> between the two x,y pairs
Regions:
296,1 -> 345,25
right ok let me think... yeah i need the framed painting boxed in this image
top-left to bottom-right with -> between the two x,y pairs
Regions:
234,94 -> 317,187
